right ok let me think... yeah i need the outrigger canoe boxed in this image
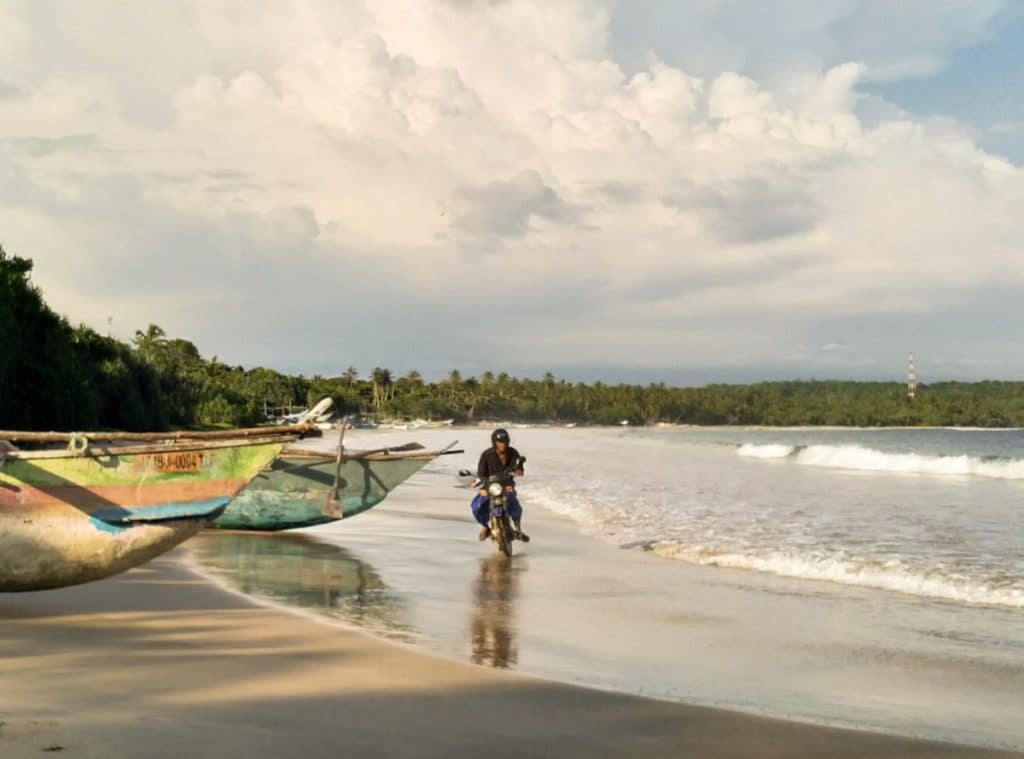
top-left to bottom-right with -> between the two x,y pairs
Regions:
0,424 -> 314,591
211,439 -> 461,531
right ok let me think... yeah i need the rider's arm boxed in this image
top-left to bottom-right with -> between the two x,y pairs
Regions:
511,447 -> 525,477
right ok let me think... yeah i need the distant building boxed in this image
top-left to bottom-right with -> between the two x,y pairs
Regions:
907,352 -> 917,400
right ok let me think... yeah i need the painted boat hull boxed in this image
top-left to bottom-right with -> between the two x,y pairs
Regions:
0,442 -> 283,591
211,454 -> 432,531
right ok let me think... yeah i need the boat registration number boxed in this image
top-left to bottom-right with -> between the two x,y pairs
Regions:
152,452 -> 205,473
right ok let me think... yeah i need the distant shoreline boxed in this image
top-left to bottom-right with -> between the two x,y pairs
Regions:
454,421 -> 1024,431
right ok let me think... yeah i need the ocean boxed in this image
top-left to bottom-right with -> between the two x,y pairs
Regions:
525,427 -> 1024,609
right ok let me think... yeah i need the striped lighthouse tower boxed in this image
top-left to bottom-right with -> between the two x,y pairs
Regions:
907,352 -> 917,400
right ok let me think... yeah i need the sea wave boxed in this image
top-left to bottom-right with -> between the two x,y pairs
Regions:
738,443 -> 1024,480
737,443 -> 797,459
527,484 -> 1024,610
650,543 -> 1024,609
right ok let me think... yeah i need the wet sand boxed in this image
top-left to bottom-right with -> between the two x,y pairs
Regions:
0,556 -> 1017,759
185,432 -> 1024,751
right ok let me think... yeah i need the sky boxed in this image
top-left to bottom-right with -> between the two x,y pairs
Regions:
1,0 -> 1023,384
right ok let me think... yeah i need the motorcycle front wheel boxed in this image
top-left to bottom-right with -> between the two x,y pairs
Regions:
492,513 -> 513,558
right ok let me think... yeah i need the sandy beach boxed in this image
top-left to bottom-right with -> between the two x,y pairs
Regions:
2,427 -> 1021,758
0,554 -> 1017,759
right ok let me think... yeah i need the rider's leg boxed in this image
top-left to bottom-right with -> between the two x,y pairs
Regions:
471,494 -> 491,540
507,491 -> 529,542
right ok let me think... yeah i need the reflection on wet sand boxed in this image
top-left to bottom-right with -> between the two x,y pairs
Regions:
188,532 -> 416,642
470,555 -> 524,668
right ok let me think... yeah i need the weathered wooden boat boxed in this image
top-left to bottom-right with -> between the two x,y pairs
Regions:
210,439 -> 461,531
0,425 -> 314,592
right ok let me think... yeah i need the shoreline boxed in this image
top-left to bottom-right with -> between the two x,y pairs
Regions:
184,535 -> 1022,746
1,554 -> 1018,759
182,452 -> 1024,753
457,423 -> 1024,431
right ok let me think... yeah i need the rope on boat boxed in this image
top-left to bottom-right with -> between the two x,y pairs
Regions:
67,433 -> 89,456
323,418 -> 349,519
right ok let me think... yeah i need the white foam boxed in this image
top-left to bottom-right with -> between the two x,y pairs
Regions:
516,429 -> 1024,613
737,444 -> 796,459
789,444 -> 1024,480
651,543 -> 1024,609
525,478 -> 1024,611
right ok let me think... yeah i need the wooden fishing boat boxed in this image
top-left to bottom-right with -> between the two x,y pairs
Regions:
0,425 -> 313,592
211,440 -> 461,531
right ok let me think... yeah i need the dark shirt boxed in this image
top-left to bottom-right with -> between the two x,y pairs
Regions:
477,446 -> 524,483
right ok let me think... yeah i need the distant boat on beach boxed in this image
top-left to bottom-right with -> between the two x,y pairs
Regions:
0,424 -> 313,591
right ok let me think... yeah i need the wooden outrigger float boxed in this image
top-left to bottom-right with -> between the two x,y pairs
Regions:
0,422 -> 318,592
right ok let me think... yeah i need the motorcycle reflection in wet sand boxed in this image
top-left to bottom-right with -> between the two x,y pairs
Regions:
470,554 -> 523,668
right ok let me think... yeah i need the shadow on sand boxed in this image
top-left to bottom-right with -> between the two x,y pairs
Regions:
0,556 -> 1001,759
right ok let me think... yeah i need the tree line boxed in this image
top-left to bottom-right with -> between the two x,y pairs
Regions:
3,246 -> 1024,431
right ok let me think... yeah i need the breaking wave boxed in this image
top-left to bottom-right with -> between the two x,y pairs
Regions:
736,443 -> 796,459
528,479 -> 1024,610
649,543 -> 1024,609
738,443 -> 1024,480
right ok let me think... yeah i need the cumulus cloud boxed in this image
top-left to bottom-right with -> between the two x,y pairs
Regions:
609,0 -> 1007,84
0,0 -> 1021,379
451,170 -> 575,241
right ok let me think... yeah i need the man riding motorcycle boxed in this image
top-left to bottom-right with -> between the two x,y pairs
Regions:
471,428 -> 529,543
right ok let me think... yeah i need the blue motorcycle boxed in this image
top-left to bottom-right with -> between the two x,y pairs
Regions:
480,457 -> 524,558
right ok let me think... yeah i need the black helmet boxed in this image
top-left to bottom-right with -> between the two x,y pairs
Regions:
491,428 -> 510,445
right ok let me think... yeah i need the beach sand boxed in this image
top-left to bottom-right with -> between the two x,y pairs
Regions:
0,554 -> 1018,759
185,430 -> 1024,751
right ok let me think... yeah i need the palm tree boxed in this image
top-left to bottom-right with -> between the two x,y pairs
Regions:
494,372 -> 511,399
447,369 -> 463,404
403,370 -> 424,388
371,367 -> 393,409
342,366 -> 358,386
463,377 -> 489,420
132,323 -> 167,359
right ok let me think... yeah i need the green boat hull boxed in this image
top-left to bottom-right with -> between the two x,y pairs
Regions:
211,454 -> 432,531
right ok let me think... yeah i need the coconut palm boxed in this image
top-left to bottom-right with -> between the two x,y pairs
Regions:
132,323 -> 167,358
371,367 -> 393,409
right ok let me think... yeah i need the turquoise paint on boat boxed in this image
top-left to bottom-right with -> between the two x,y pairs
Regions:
212,445 -> 453,532
90,498 -> 230,531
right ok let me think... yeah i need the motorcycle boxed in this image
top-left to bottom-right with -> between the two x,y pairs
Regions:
480,457 -> 525,558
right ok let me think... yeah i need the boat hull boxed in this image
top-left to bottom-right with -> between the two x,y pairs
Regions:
211,454 -> 432,531
0,442 -> 283,591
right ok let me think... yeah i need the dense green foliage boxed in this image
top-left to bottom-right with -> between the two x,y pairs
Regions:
3,247 -> 1024,431
0,247 -> 167,430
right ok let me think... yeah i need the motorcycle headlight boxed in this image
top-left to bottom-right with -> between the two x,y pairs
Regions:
487,482 -> 503,497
